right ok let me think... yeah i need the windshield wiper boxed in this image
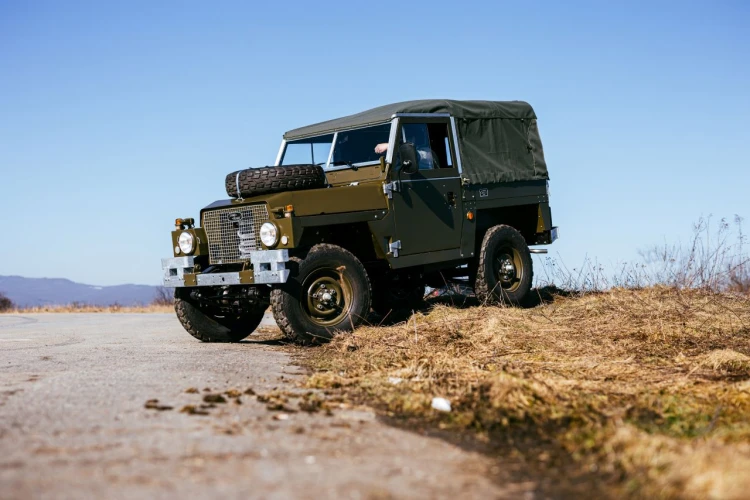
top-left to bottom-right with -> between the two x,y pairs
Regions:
330,160 -> 357,170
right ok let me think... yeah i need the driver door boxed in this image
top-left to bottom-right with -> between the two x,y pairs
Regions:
390,120 -> 463,256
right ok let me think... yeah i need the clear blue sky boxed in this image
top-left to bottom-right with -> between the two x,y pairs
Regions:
1,1 -> 748,286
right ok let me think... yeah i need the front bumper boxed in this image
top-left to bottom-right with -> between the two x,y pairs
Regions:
162,250 -> 290,288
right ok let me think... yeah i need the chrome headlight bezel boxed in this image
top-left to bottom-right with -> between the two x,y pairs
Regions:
178,231 -> 195,255
259,222 -> 279,248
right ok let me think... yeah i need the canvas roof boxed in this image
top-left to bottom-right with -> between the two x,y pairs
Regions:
283,99 -> 536,140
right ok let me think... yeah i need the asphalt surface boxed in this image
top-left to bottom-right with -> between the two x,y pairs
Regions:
0,313 -> 534,499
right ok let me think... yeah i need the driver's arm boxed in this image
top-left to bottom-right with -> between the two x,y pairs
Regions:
374,143 -> 389,154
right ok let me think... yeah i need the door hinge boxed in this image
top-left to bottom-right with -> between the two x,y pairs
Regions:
389,240 -> 402,258
383,181 -> 400,199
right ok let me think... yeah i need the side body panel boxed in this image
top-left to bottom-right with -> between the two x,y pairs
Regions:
202,182 -> 387,218
391,172 -> 464,256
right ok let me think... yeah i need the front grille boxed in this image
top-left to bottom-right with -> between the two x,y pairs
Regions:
202,204 -> 269,265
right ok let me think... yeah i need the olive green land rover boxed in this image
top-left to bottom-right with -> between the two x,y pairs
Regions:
162,100 -> 557,344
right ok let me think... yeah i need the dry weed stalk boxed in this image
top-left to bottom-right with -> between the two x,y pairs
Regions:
539,215 -> 750,294
3,303 -> 175,314
0,287 -> 177,314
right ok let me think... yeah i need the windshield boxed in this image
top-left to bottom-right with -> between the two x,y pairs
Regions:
280,133 -> 334,166
280,123 -> 391,169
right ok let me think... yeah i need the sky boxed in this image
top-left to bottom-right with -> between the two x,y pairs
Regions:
0,1 -> 748,286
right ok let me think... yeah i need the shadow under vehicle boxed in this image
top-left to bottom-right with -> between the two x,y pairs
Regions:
162,100 -> 557,344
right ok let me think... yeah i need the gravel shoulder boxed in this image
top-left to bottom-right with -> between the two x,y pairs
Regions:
0,314 -> 533,499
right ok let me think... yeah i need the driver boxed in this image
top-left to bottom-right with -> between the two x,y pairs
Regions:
374,124 -> 435,169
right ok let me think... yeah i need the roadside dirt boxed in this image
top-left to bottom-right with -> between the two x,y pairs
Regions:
0,314 -> 542,499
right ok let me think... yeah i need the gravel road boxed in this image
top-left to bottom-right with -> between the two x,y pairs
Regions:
0,313 -> 534,499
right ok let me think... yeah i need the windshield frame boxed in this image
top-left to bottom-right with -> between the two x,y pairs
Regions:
276,119 -> 397,172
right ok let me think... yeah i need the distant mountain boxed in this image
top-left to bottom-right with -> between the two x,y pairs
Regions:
0,275 -> 163,308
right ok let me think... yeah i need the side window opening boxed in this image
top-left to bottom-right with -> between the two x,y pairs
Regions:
400,122 -> 454,170
427,123 -> 452,169
401,123 -> 432,169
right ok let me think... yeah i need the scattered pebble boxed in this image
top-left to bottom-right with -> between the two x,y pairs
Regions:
185,387 -> 199,394
273,413 -> 290,421
244,388 -> 256,395
203,394 -> 227,404
224,389 -> 242,398
431,397 -> 452,412
267,402 -> 296,412
180,405 -> 209,416
144,399 -> 173,411
388,377 -> 403,385
299,397 -> 323,413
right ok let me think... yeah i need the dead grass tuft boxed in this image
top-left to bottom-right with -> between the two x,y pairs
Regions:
303,287 -> 750,498
699,349 -> 750,375
606,425 -> 750,499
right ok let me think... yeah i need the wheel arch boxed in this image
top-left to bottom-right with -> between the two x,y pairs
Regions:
295,221 -> 381,265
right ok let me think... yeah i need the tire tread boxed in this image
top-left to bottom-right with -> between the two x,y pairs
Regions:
225,165 -> 327,198
474,224 -> 533,306
271,244 -> 371,345
174,290 -> 265,342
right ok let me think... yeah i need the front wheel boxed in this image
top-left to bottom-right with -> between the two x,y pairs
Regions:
271,244 -> 371,345
474,225 -> 533,306
174,288 -> 267,342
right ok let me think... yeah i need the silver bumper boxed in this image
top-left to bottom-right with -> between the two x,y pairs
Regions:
162,250 -> 290,288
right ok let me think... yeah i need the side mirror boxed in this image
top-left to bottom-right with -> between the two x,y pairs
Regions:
398,143 -> 419,174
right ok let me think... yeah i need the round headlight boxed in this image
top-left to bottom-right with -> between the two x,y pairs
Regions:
178,231 -> 195,255
259,222 -> 279,247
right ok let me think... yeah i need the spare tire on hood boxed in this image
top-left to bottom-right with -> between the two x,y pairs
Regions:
225,164 -> 327,198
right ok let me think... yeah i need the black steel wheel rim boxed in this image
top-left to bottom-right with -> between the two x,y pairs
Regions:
493,247 -> 523,292
301,267 -> 353,327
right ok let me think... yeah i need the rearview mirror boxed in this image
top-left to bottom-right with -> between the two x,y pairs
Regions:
398,143 -> 419,174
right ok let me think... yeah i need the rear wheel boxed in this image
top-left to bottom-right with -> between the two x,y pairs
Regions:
174,288 -> 267,342
474,225 -> 533,306
271,244 -> 371,345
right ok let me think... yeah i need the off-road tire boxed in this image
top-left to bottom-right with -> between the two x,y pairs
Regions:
271,244 -> 371,345
474,225 -> 533,306
174,288 -> 266,342
225,165 -> 327,199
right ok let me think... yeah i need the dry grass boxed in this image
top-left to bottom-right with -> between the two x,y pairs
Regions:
304,287 -> 750,498
1,304 -> 175,314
